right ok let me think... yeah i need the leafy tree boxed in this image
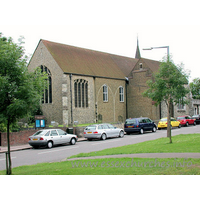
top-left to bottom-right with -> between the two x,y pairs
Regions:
143,56 -> 190,143
190,78 -> 200,99
0,33 -> 47,174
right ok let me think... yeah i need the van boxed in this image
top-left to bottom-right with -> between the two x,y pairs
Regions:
124,117 -> 157,134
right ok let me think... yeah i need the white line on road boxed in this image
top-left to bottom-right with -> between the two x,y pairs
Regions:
38,146 -> 79,155
0,157 -> 16,161
130,133 -> 156,139
91,139 -> 122,146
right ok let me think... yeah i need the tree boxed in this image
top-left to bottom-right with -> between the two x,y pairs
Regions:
143,56 -> 190,143
0,33 -> 47,174
190,78 -> 200,99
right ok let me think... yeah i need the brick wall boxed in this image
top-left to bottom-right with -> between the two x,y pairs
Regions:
0,130 -> 36,146
127,67 -> 160,121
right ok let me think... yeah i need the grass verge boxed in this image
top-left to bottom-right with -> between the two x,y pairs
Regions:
0,158 -> 200,175
1,133 -> 200,175
69,133 -> 200,158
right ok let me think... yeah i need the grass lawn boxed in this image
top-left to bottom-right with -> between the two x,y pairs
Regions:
0,157 -> 200,175
1,133 -> 200,175
70,133 -> 200,158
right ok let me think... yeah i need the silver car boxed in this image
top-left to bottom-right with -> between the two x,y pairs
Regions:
84,123 -> 124,141
29,129 -> 77,148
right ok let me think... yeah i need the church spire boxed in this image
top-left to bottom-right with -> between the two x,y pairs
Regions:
135,37 -> 141,59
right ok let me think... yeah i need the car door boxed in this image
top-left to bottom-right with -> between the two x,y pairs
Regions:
102,124 -> 110,138
57,129 -> 70,144
140,118 -> 148,131
186,116 -> 192,124
50,130 -> 60,145
108,124 -> 118,137
146,118 -> 154,131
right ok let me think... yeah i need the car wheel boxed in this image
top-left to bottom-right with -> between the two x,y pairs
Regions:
70,138 -> 76,145
101,133 -> 107,140
119,131 -> 124,138
185,122 -> 189,127
140,128 -> 144,134
47,141 -> 53,148
152,127 -> 156,132
178,124 -> 181,128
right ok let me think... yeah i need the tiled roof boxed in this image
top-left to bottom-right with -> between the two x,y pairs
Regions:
141,58 -> 160,72
42,40 -> 138,79
133,57 -> 160,73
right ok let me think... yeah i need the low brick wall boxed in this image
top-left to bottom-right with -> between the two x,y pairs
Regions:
0,130 -> 36,146
0,123 -> 124,146
0,127 -> 85,147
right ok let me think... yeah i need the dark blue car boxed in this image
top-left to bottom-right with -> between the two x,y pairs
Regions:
124,117 -> 157,134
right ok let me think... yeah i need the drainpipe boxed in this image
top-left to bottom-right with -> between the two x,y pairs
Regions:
125,77 -> 129,119
69,74 -> 73,124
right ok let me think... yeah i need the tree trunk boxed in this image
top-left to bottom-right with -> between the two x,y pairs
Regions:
167,100 -> 172,143
6,118 -> 12,175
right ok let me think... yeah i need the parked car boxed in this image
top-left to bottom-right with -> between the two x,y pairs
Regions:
177,115 -> 196,126
158,117 -> 181,129
29,129 -> 78,148
192,115 -> 200,124
124,117 -> 157,134
84,123 -> 124,140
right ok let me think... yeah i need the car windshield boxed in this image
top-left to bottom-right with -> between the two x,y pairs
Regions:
177,117 -> 184,120
33,130 -> 45,136
125,119 -> 136,124
160,118 -> 167,122
85,126 -> 96,130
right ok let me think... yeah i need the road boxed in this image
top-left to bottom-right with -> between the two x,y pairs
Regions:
0,125 -> 200,171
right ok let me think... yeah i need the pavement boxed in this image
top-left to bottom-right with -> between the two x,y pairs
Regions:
67,153 -> 200,161
0,137 -> 87,153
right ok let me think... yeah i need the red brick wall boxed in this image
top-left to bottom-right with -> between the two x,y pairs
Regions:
0,130 -> 36,146
0,127 -> 83,146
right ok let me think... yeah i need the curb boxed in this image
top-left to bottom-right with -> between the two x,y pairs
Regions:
0,137 -> 87,153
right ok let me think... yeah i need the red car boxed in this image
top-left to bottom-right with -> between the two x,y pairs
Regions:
177,115 -> 196,126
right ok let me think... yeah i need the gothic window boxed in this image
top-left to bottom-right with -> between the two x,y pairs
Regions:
177,98 -> 185,110
74,79 -> 88,108
40,65 -> 52,104
103,85 -> 108,102
119,86 -> 124,102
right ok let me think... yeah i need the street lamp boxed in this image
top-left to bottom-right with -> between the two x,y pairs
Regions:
143,46 -> 169,60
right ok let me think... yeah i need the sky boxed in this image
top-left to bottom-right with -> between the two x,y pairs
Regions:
1,0 -> 200,82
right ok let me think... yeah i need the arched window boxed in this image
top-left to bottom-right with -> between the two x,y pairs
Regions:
103,85 -> 108,102
40,65 -> 52,104
119,86 -> 124,102
74,79 -> 88,108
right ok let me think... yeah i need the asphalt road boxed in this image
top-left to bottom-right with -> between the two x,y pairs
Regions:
0,125 -> 200,171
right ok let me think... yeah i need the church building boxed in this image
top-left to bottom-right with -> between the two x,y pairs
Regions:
28,39 -> 138,125
28,39 -> 191,126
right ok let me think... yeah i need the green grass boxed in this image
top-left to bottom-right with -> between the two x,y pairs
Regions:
70,134 -> 200,158
0,158 -> 200,175
1,133 -> 200,175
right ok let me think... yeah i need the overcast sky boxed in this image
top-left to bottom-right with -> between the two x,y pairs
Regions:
1,0 -> 200,82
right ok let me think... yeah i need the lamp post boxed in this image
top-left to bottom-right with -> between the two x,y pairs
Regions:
143,46 -> 169,60
143,45 -> 172,141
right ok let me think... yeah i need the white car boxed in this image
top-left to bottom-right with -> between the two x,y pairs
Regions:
84,123 -> 124,141
29,129 -> 77,148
